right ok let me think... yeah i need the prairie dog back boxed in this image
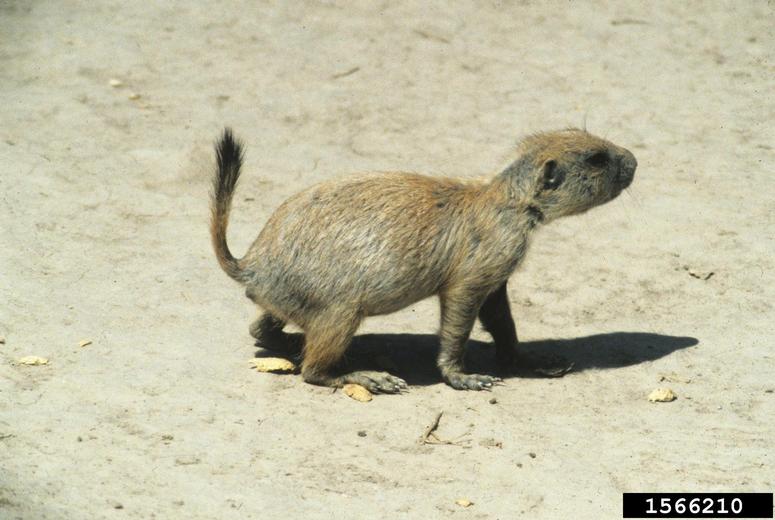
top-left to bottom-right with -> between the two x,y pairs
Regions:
245,172 -> 522,319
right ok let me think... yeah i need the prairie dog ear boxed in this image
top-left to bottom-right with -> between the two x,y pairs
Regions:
541,159 -> 565,190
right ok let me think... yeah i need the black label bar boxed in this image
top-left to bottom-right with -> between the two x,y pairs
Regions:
622,493 -> 772,518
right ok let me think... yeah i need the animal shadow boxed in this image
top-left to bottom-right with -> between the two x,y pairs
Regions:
255,331 -> 698,387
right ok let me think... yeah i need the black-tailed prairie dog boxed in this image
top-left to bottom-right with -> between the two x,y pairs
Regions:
210,128 -> 637,392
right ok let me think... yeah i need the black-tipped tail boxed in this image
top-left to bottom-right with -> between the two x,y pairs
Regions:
210,128 -> 248,283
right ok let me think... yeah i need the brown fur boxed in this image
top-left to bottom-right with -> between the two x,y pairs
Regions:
209,127 -> 637,392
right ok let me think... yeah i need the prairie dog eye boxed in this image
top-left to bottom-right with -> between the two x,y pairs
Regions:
585,151 -> 609,168
542,159 -> 565,189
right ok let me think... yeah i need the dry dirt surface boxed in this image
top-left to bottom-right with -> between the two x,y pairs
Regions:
2,1 -> 774,519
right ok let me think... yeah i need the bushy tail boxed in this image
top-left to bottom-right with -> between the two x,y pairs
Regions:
210,128 -> 249,283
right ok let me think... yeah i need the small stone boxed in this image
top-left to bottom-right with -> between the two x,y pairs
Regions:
488,397 -> 497,404
648,387 -> 677,402
357,430 -> 367,437
109,78 -> 123,87
528,452 -> 536,459
343,384 -> 373,402
455,498 -> 473,508
78,339 -> 92,348
250,357 -> 296,373
17,356 -> 49,365
128,92 -> 141,100
162,434 -> 174,441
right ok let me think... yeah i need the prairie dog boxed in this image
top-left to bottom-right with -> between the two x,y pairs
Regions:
210,128 -> 636,392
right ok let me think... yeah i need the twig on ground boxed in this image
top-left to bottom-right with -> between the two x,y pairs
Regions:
331,67 -> 360,79
419,411 -> 468,445
420,411 -> 443,444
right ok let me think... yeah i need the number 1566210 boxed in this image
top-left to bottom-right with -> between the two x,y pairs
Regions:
645,496 -> 742,515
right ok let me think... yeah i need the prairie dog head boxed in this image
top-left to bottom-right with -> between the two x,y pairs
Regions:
499,128 -> 637,223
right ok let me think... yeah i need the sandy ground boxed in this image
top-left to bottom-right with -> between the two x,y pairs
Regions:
1,1 -> 774,519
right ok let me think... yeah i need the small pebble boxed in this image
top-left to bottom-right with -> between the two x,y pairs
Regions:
128,92 -> 141,100
488,397 -> 497,404
250,357 -> 296,373
648,387 -> 677,402
343,383 -> 373,402
109,78 -> 123,87
17,356 -> 49,365
357,430 -> 367,437
528,452 -> 536,459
